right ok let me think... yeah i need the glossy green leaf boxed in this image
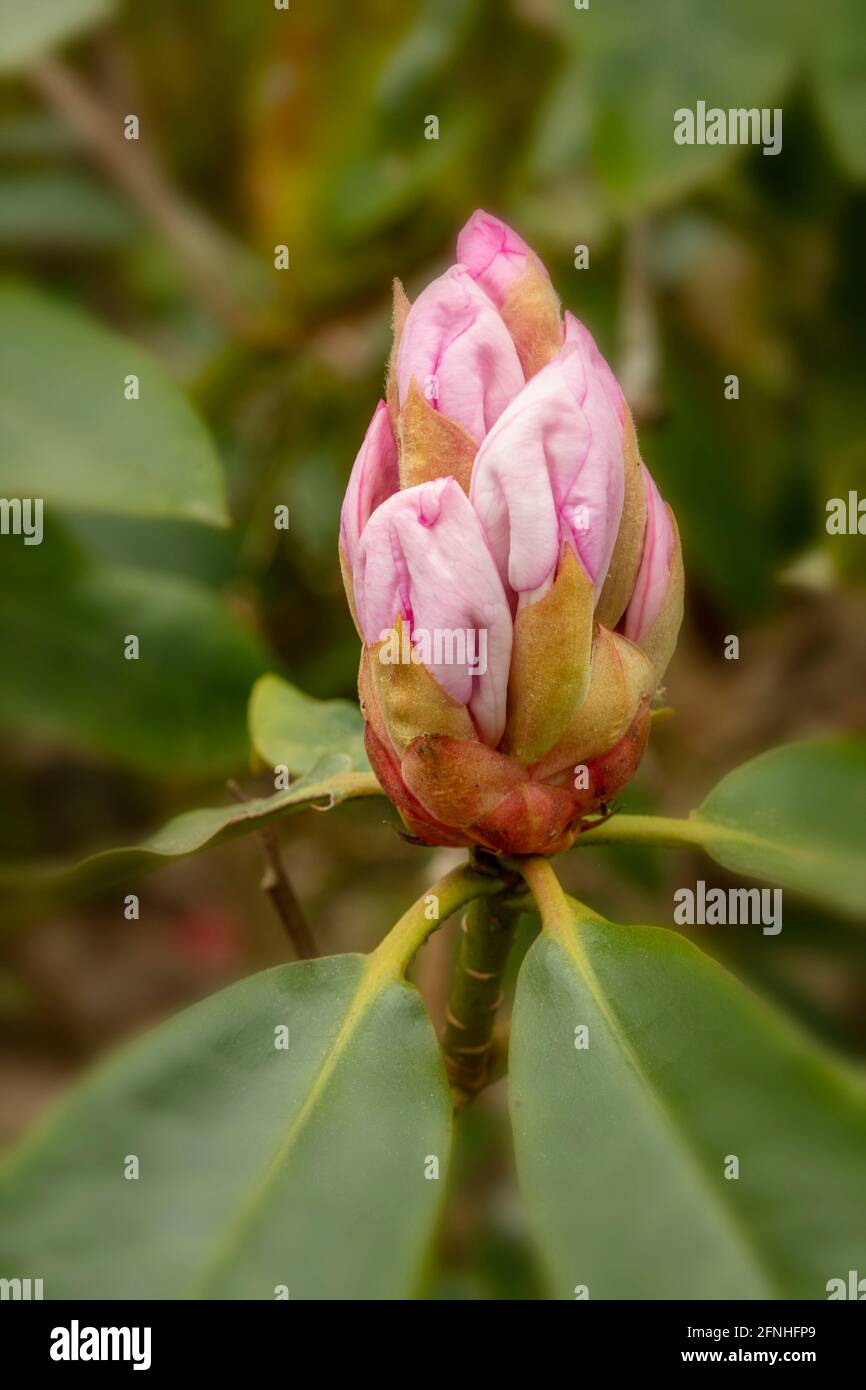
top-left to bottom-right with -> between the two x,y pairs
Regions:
0,755 -> 380,902
577,738 -> 866,917
0,0 -> 112,72
0,284 -> 227,524
0,953 -> 451,1298
691,738 -> 866,914
0,524 -> 267,775
510,905 -> 866,1299
249,672 -> 369,775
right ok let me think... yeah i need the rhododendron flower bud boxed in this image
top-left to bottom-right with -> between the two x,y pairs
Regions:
340,213 -> 684,856
457,210 -> 547,307
458,209 -> 564,379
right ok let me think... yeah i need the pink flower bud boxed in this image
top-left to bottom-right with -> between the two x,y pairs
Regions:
456,210 -> 550,307
339,217 -> 684,856
564,311 -> 626,425
395,265 -> 524,443
622,464 -> 677,648
353,477 -> 513,748
339,401 -> 399,576
470,331 -> 625,606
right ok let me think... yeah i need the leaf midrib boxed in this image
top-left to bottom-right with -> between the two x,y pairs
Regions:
547,918 -> 781,1296
185,955 -> 390,1297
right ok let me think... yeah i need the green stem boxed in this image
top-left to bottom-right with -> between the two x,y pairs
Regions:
572,813 -> 708,851
370,863 -> 503,983
440,895 -> 521,1105
517,856 -> 578,938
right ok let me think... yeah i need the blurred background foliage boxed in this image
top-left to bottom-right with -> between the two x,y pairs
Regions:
0,0 -> 864,1298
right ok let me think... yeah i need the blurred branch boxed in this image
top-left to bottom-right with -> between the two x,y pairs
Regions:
257,827 -> 319,960
618,220 -> 664,425
228,782 -> 318,960
27,56 -> 276,344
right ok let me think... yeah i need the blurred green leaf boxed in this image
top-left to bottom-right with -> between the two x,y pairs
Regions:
0,755 -> 381,901
578,738 -> 866,917
814,365 -> 866,582
811,0 -> 866,180
0,284 -> 228,525
510,905 -> 866,1298
64,513 -> 237,585
692,737 -> 866,915
376,0 -> 478,116
0,112 -> 81,158
529,0 -> 865,212
530,0 -> 795,212
249,672 -> 370,775
0,953 -> 450,1297
0,0 -> 112,72
0,172 -> 138,248
645,331 -> 789,615
0,525 -> 267,775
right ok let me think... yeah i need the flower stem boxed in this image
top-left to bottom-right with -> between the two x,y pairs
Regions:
572,813 -> 709,851
516,855 -> 576,936
440,894 -> 521,1106
370,863 -> 503,983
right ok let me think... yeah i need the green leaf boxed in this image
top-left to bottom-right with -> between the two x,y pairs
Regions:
0,756 -> 381,902
0,524 -> 268,775
577,739 -> 866,917
691,738 -> 866,915
510,905 -> 866,1299
249,672 -> 370,775
810,0 -> 866,180
531,0 -> 797,213
376,0 -> 477,116
0,953 -> 450,1298
0,172 -> 138,249
0,284 -> 227,525
0,0 -> 113,72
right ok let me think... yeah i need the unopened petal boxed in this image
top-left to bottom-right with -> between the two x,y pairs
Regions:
395,265 -> 524,443
353,477 -> 513,746
339,401 -> 399,571
622,466 -> 675,643
564,311 -> 626,424
470,338 -> 624,605
456,209 -> 548,307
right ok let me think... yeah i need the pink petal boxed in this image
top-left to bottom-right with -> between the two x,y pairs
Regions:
470,337 -> 625,606
622,466 -> 675,642
456,209 -> 549,307
395,265 -> 524,443
339,401 -> 399,571
354,477 -> 513,746
564,311 -> 626,424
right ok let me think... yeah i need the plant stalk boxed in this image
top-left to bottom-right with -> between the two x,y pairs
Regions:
256,823 -> 318,960
440,894 -> 520,1106
228,781 -> 317,959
